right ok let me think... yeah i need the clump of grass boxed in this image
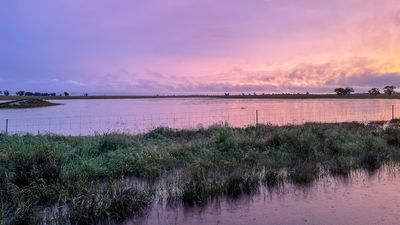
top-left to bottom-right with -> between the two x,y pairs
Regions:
68,181 -> 151,225
288,163 -> 320,186
359,136 -> 387,171
328,157 -> 351,177
385,127 -> 400,147
225,173 -> 259,197
262,170 -> 282,188
215,128 -> 236,152
360,152 -> 380,171
181,169 -> 218,205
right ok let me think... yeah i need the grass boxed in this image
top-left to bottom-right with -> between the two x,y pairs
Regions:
0,99 -> 61,109
1,121 -> 400,224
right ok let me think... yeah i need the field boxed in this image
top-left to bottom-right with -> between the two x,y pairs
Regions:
2,121 -> 400,224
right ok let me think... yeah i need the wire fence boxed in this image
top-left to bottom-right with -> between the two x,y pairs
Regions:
1,104 -> 399,136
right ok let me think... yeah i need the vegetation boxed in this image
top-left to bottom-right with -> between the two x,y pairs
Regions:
16,91 -> 57,97
368,88 -> 380,95
384,85 -> 396,95
2,122 -> 400,224
334,87 -> 354,96
0,99 -> 61,109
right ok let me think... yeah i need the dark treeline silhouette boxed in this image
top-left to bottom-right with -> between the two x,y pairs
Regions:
334,86 -> 397,96
367,86 -> 396,95
0,90 -> 72,97
16,91 -> 57,97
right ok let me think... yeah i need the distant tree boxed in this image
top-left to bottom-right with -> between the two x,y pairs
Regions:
3,90 -> 9,96
16,91 -> 25,96
344,87 -> 354,95
368,88 -> 380,95
84,93 -> 88,97
334,88 -> 345,96
224,93 -> 230,96
383,86 -> 396,95
334,87 -> 354,96
306,91 -> 310,95
0,91 -> 2,95
64,92 -> 69,96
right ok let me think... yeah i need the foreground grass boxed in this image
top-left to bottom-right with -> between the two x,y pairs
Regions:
2,121 -> 400,224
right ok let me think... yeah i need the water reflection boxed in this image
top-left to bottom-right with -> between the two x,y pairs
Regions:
1,98 -> 400,135
129,166 -> 400,225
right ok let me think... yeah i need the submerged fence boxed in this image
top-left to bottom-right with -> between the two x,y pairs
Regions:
1,104 -> 400,136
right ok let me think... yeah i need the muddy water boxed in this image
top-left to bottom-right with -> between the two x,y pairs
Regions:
128,166 -> 400,225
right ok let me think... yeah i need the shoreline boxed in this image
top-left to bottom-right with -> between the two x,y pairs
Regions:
2,93 -> 400,101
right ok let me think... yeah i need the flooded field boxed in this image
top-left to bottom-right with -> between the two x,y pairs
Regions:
1,98 -> 400,135
131,166 -> 400,225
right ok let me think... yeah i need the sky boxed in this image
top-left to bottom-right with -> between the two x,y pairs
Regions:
1,0 -> 400,94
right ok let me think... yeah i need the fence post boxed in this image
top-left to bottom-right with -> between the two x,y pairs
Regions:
392,105 -> 395,120
256,110 -> 259,125
5,119 -> 8,135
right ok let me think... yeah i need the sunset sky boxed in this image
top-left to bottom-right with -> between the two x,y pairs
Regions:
1,0 -> 400,94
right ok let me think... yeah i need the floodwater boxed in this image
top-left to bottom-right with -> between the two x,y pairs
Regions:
130,166 -> 400,225
1,98 -> 400,135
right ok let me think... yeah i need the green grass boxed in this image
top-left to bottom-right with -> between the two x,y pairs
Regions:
1,121 -> 400,224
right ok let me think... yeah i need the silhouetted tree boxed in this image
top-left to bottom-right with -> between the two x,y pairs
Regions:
334,88 -> 345,96
344,87 -> 354,95
368,88 -> 380,95
84,93 -> 88,97
334,87 -> 354,96
3,90 -> 9,96
64,92 -> 69,96
383,86 -> 396,95
16,91 -> 25,96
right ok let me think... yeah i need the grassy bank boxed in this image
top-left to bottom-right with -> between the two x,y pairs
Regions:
2,121 -> 400,224
0,99 -> 61,109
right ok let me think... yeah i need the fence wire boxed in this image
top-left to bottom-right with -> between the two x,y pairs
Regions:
1,104 -> 399,136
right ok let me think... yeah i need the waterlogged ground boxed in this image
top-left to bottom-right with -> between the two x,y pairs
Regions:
2,98 -> 400,134
131,166 -> 400,225
4,122 -> 400,224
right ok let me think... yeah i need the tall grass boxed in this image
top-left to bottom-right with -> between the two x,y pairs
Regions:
1,121 -> 400,224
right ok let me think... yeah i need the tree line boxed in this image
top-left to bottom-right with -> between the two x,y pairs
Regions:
0,90 -> 71,97
334,86 -> 396,96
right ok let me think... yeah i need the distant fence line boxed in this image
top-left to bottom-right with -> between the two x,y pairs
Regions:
1,104 -> 399,136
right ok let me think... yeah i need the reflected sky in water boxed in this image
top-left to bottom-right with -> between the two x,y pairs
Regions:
1,98 -> 400,135
131,166 -> 400,225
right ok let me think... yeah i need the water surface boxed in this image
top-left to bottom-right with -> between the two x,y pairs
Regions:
131,166 -> 400,225
1,98 -> 400,135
